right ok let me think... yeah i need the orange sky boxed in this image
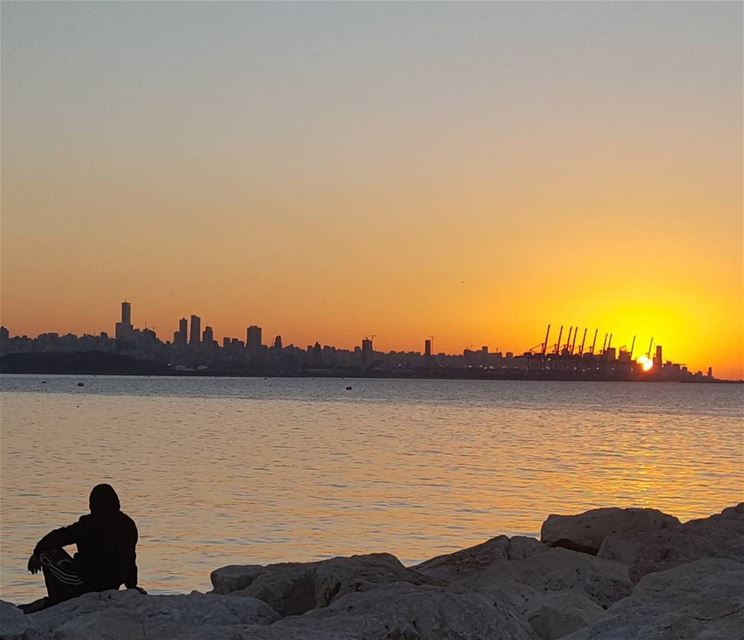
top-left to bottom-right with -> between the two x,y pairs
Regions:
1,2 -> 742,378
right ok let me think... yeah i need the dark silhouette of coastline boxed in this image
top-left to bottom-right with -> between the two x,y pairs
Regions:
0,352 -> 170,376
1,351 -> 738,382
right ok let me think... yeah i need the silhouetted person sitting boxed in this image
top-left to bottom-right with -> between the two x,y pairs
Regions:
19,484 -> 143,614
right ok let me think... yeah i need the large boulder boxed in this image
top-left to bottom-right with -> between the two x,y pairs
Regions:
0,600 -> 39,639
271,581 -> 538,640
211,552 -> 430,615
598,502 -> 744,581
541,507 -> 680,555
26,589 -> 279,640
482,549 -> 633,608
417,537 -> 632,640
562,558 -> 744,640
525,591 -> 605,640
210,564 -> 265,594
414,535 -> 548,582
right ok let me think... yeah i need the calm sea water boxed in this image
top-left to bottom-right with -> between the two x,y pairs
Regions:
1,375 -> 742,603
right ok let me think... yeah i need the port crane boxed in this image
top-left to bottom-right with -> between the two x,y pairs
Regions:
578,328 -> 587,355
563,326 -> 573,354
589,329 -> 598,354
554,325 -> 564,355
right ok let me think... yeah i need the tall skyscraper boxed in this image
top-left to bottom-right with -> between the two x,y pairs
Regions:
203,326 -> 214,346
361,338 -> 373,365
115,301 -> 133,341
246,325 -> 262,352
424,339 -> 432,357
177,318 -> 188,345
273,335 -> 283,350
190,315 -> 201,346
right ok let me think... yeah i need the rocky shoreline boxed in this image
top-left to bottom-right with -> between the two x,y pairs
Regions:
2,503 -> 742,639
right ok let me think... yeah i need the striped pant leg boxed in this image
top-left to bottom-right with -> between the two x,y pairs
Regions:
39,548 -> 88,604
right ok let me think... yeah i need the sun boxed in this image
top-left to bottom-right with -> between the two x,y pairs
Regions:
638,355 -> 653,371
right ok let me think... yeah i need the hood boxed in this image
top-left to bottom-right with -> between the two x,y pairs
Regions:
89,483 -> 121,514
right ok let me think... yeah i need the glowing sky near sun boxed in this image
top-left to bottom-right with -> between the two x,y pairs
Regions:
1,2 -> 742,378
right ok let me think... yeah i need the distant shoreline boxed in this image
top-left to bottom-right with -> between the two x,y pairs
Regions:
1,352 -> 741,384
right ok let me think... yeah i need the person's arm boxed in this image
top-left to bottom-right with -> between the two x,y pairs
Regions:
124,557 -> 139,590
34,521 -> 81,554
28,521 -> 81,574
123,518 -> 139,590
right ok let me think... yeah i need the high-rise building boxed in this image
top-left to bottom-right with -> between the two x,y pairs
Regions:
424,339 -> 432,357
121,301 -> 132,327
361,338 -> 373,365
203,326 -> 214,346
177,318 -> 188,345
246,325 -> 262,352
273,335 -> 283,350
0,326 -> 9,355
190,315 -> 201,345
654,345 -> 663,368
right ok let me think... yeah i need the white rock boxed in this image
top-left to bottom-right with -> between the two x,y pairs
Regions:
273,581 -> 538,640
210,564 -> 265,594
414,535 -> 548,582
28,589 -> 279,640
598,502 -> 744,581
418,536 -> 631,639
0,599 -> 39,639
526,591 -> 605,640
562,558 -> 744,640
212,552 -> 429,615
462,547 -> 633,611
541,508 -> 680,555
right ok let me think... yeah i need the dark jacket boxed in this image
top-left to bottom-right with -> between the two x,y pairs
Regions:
34,510 -> 138,591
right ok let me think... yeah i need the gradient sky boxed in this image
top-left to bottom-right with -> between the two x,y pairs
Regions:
2,1 -> 742,378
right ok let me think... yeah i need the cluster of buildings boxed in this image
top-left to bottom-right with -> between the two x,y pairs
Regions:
0,302 -> 716,381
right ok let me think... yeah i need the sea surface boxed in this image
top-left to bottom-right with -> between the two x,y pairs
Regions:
1,375 -> 742,602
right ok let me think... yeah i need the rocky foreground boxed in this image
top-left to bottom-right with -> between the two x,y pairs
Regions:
2,504 -> 742,640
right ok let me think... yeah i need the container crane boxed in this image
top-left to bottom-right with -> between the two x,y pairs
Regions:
554,325 -> 564,355
542,324 -> 551,356
563,326 -> 573,354
578,328 -> 587,356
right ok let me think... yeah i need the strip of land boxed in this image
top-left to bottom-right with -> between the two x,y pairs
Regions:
1,352 -> 738,382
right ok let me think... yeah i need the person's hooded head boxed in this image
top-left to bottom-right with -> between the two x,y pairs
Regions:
89,483 -> 120,515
